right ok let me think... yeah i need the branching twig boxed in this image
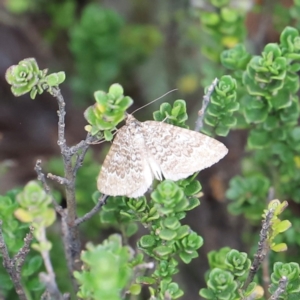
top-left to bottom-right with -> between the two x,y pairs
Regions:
34,160 -> 64,216
72,134 -> 97,175
262,186 -> 275,297
75,195 -> 108,226
69,133 -> 95,155
36,87 -> 107,293
51,88 -> 81,287
243,208 -> 274,290
39,273 -> 65,300
268,276 -> 288,300
194,78 -> 219,132
14,226 -> 34,273
40,284 -> 70,300
47,173 -> 70,185
0,221 -> 34,300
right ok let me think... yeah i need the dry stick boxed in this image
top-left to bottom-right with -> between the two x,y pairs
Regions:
38,227 -> 64,300
60,211 -> 75,286
262,187 -> 276,298
51,87 -> 81,291
35,160 -> 64,216
262,242 -> 271,298
49,88 -> 107,292
47,173 -> 70,185
40,287 -> 70,300
194,78 -> 219,132
75,194 -> 108,226
34,161 -> 66,298
69,133 -> 97,175
269,276 -> 288,300
243,208 -> 275,290
0,222 -> 34,300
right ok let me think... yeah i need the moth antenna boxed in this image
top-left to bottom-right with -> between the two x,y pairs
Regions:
88,139 -> 107,145
88,130 -> 119,144
161,115 -> 169,123
131,89 -> 178,115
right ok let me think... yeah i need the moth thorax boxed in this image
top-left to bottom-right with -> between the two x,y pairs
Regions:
125,114 -> 137,124
127,119 -> 142,135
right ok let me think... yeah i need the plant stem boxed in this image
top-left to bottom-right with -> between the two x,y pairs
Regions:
194,78 -> 219,132
0,222 -> 34,300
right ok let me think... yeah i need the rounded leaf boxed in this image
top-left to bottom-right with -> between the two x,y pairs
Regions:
159,228 -> 177,241
139,235 -> 156,248
109,83 -> 124,98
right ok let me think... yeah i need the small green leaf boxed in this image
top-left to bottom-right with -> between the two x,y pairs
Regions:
46,73 -> 60,86
109,83 -> 124,98
136,276 -> 156,284
129,284 -> 142,295
272,91 -> 292,110
215,125 -> 230,136
244,282 -> 258,297
159,228 -> 177,240
0,273 -> 13,290
271,243 -> 288,252
244,102 -> 269,123
125,223 -> 138,237
186,197 -> 200,210
163,217 -> 181,230
176,225 -> 190,239
179,250 -> 198,264
274,220 -> 292,233
45,72 -> 66,86
22,256 -> 43,276
139,235 -> 156,248
104,130 -> 113,141
154,245 -> 173,257
248,129 -> 272,149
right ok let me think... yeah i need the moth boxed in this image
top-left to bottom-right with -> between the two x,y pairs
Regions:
97,114 -> 228,198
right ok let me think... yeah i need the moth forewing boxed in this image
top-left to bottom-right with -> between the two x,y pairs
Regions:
97,114 -> 228,198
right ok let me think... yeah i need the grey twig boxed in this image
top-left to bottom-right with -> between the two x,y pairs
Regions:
60,213 -> 79,292
51,88 -> 81,289
51,87 -> 67,152
243,208 -> 274,290
269,276 -> 288,300
47,173 -> 70,185
38,226 -> 64,299
34,160 -> 64,216
41,87 -> 106,293
0,221 -> 34,300
194,78 -> 219,132
39,273 -> 64,300
72,134 -> 97,175
75,195 -> 108,226
69,133 -> 96,155
40,287 -> 70,300
262,187 -> 275,297
14,226 -> 34,273
68,139 -> 88,156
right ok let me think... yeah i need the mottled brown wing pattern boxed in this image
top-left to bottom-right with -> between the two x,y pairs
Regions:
97,115 -> 228,198
142,121 -> 228,181
97,123 -> 153,198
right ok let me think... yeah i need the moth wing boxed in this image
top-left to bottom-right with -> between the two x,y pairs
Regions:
142,121 -> 228,181
97,126 -> 153,198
